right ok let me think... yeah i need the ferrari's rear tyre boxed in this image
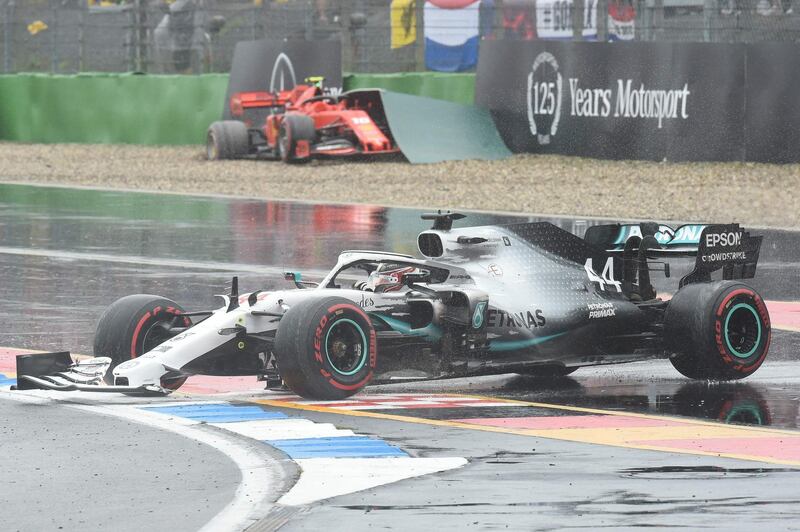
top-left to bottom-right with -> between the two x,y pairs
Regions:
207,120 -> 249,160
93,294 -> 190,387
665,281 -> 770,381
278,114 -> 315,164
275,296 -> 377,399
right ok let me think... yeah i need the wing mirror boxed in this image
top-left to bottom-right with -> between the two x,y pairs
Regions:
284,272 -> 319,289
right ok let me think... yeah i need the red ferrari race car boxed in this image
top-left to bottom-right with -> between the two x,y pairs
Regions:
206,80 -> 400,164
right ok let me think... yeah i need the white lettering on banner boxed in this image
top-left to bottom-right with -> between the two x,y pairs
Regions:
528,53 -> 691,144
569,78 -> 611,118
567,78 -> 690,128
527,52 -> 563,145
614,80 -> 691,128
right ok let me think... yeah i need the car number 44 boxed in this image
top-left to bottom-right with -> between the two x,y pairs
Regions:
584,257 -> 622,292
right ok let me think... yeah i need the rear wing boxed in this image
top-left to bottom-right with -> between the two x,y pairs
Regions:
584,222 -> 707,254
680,224 -> 762,287
584,222 -> 762,287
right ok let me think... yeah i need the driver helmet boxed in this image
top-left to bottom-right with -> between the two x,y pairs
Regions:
364,264 -> 418,293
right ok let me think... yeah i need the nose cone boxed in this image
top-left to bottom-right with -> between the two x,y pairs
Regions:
113,355 -> 167,387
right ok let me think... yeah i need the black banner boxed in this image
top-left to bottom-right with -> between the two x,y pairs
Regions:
476,41 -> 746,162
744,43 -> 800,164
222,39 -> 342,120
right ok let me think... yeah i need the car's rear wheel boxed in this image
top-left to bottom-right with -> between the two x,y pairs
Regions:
278,114 -> 315,164
207,120 -> 249,160
274,296 -> 377,399
93,294 -> 190,388
665,281 -> 770,380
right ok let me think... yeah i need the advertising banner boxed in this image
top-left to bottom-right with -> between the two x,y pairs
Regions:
222,39 -> 342,120
743,43 -> 800,164
476,40 -> 745,161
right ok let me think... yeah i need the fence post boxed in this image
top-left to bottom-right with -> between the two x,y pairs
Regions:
653,0 -> 663,40
127,4 -> 135,71
51,1 -> 58,72
3,1 -> 15,73
78,1 -> 85,72
597,0 -> 608,41
415,0 -> 425,71
136,0 -> 148,72
341,1 -> 352,71
703,0 -> 714,41
573,0 -> 586,39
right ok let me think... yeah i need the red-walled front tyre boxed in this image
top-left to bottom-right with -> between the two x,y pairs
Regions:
275,297 -> 377,399
93,294 -> 190,388
665,281 -> 771,381
278,114 -> 315,164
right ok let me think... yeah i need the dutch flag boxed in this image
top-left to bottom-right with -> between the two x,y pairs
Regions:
424,0 -> 482,72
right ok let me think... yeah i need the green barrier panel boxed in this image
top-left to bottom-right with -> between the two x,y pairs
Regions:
0,73 -> 229,145
344,73 -> 475,106
379,90 -> 510,164
0,72 -> 477,145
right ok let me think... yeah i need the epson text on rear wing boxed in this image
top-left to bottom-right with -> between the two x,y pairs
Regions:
584,222 -> 762,287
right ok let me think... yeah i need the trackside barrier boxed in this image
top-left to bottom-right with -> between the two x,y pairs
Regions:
344,72 -> 476,106
378,90 -> 509,163
0,72 -> 477,145
0,73 -> 229,145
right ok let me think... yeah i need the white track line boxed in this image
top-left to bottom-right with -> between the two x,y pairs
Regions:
280,457 -> 468,506
213,419 -> 356,440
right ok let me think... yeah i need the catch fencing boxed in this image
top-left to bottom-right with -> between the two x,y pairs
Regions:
1,0 -> 800,75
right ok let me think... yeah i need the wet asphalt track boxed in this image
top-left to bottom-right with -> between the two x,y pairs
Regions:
0,397 -> 242,532
1,183 -> 800,530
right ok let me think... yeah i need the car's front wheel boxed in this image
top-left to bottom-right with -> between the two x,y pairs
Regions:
93,294 -> 190,388
278,114 -> 315,164
274,296 -> 377,399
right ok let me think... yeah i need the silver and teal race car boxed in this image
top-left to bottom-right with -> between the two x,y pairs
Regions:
17,212 -> 769,399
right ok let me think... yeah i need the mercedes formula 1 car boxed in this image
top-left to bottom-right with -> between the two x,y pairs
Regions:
206,80 -> 399,164
17,212 -> 770,400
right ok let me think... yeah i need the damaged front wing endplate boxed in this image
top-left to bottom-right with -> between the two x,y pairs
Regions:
14,352 -> 169,396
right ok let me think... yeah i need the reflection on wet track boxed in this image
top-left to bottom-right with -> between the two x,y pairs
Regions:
1,182 -> 799,434
501,376 -> 798,429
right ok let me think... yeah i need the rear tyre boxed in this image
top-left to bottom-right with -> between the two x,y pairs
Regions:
274,296 -> 377,399
665,281 -> 770,381
207,120 -> 249,160
278,114 -> 315,164
93,294 -> 190,387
